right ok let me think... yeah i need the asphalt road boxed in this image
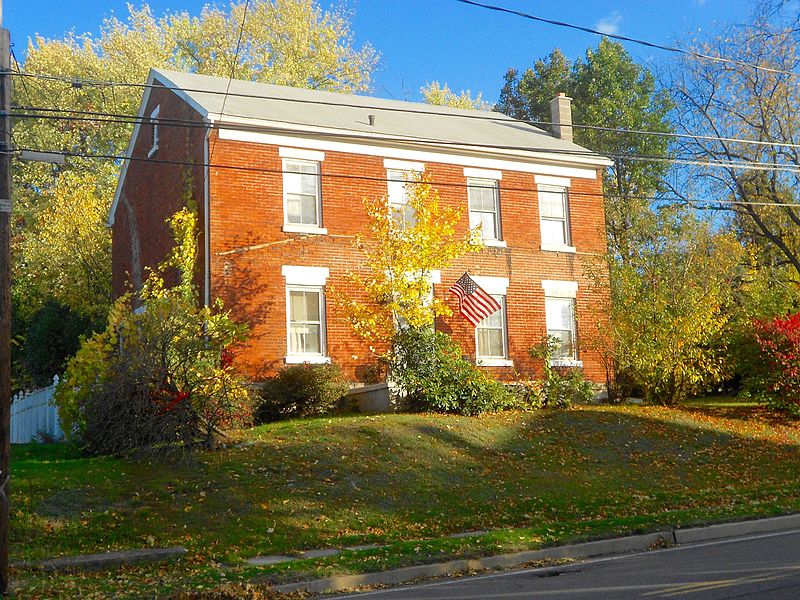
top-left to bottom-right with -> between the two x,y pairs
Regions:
333,529 -> 800,599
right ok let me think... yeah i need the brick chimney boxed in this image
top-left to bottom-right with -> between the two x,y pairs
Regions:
550,92 -> 573,143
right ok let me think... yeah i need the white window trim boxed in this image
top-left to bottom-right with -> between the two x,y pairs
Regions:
471,276 -> 509,296
538,183 -> 572,250
475,295 -> 511,366
279,147 -> 325,162
541,280 -> 578,298
282,158 -> 323,230
283,224 -> 328,235
282,265 -> 330,286
147,105 -> 160,158
550,358 -> 583,368
541,243 -> 577,253
384,158 -> 424,172
535,174 -> 571,187
484,239 -> 508,248
464,167 -> 502,180
285,285 -> 328,361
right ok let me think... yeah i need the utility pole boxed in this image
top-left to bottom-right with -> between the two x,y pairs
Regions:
0,0 -> 11,591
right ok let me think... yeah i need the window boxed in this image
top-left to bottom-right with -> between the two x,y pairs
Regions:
539,185 -> 570,247
287,287 -> 325,356
476,295 -> 507,360
545,297 -> 577,360
468,178 -> 501,241
282,265 -> 330,363
283,159 -> 321,227
147,106 -> 160,157
387,169 -> 417,227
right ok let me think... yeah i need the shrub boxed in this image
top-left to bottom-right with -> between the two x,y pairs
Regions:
752,312 -> 800,416
389,327 -> 515,415
55,209 -> 252,457
528,336 -> 594,408
255,364 -> 350,423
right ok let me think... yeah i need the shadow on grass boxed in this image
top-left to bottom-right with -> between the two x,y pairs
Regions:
10,407 -> 800,568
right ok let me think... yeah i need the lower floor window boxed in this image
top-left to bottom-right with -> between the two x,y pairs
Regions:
288,287 -> 325,355
545,296 -> 576,359
476,295 -> 507,359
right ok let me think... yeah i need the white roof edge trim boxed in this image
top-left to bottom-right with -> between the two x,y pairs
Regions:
213,114 -> 613,169
219,128 -> 601,180
108,70 -> 211,227
108,70 -> 155,227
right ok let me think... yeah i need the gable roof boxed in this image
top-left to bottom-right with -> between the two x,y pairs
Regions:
109,68 -> 611,226
153,68 -> 608,164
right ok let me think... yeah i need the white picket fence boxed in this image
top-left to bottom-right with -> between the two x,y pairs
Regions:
11,375 -> 63,443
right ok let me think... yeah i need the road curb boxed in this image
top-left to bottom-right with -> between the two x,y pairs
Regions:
17,546 -> 188,573
275,514 -> 800,595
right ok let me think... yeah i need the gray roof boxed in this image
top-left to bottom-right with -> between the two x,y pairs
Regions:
151,68 -> 608,167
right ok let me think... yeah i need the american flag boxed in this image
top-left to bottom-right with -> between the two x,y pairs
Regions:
449,272 -> 502,327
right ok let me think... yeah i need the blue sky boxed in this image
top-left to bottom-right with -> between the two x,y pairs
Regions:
7,0 -> 760,103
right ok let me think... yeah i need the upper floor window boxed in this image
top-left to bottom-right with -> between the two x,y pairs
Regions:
283,159 -> 321,227
385,159 -> 424,229
468,178 -> 501,242
539,185 -> 570,247
147,106 -> 160,157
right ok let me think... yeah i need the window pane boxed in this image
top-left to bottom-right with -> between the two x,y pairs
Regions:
548,329 -> 573,358
545,297 -> 575,359
477,328 -> 504,357
540,189 -> 565,218
541,219 -> 566,245
290,290 -> 320,322
300,173 -> 318,196
290,323 -> 321,354
300,195 -> 318,224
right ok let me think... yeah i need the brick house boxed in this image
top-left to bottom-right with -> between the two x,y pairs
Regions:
110,68 -> 612,385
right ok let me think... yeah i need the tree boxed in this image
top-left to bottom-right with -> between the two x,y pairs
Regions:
605,209 -> 744,404
497,39 -> 673,260
421,81 -> 490,110
55,208 -> 251,456
333,173 -> 481,347
13,0 -> 378,381
669,2 -> 800,279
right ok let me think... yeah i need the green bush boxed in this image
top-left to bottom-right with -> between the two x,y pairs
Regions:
255,364 -> 350,423
389,327 -> 515,415
55,209 -> 252,457
528,336 -> 595,408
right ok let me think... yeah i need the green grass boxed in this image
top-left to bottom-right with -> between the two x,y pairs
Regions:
10,402 -> 800,599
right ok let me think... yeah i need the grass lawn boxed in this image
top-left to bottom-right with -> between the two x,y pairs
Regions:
9,401 -> 800,598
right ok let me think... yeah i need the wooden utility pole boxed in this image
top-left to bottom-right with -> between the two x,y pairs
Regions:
0,12 -> 11,594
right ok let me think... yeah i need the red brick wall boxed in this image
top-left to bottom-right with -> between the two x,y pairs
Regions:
207,137 -> 611,384
112,82 -> 207,300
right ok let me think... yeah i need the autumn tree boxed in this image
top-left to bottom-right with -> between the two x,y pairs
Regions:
669,2 -> 800,280
333,173 -> 481,348
12,0 -> 378,387
421,81 -> 490,110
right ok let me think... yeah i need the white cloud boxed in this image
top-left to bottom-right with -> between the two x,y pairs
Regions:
594,11 -> 622,36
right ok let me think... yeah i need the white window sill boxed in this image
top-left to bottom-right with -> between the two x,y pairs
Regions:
483,239 -> 508,248
549,358 -> 583,368
541,244 -> 576,254
477,358 -> 514,367
283,224 -> 328,235
285,355 -> 331,365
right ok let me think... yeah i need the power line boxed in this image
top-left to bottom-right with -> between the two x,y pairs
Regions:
11,145 -> 799,210
211,0 -> 250,161
12,111 -> 800,175
454,0 -> 800,78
